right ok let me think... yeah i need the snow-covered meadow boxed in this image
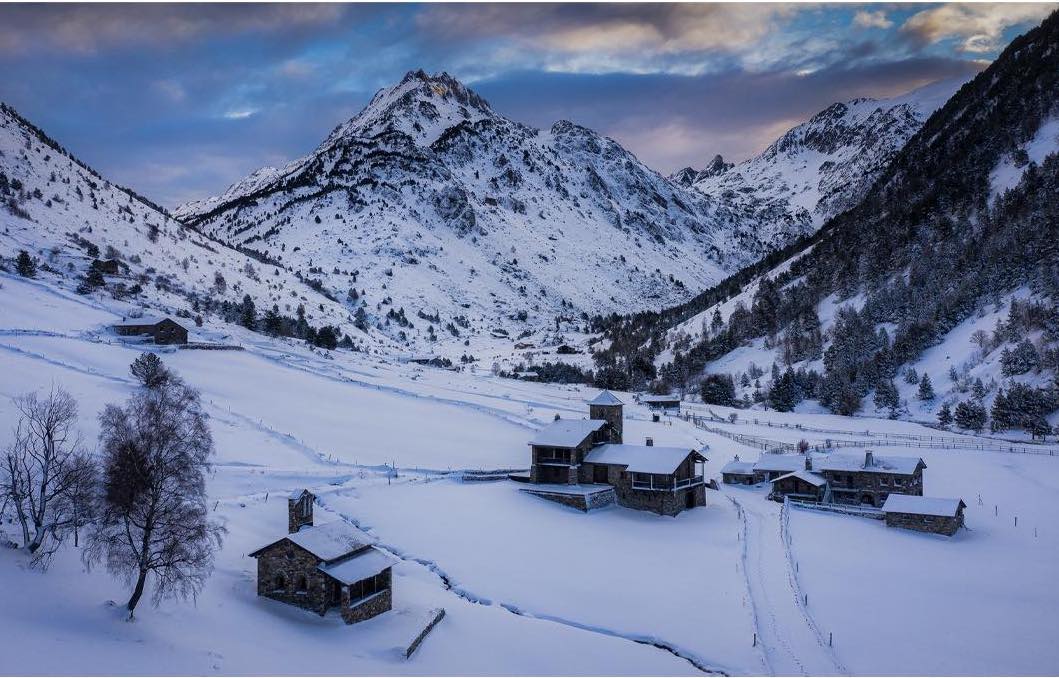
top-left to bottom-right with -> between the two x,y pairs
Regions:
2,271 -> 1059,675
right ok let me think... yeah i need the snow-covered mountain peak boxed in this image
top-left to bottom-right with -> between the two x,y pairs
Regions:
326,69 -> 496,148
688,77 -> 967,249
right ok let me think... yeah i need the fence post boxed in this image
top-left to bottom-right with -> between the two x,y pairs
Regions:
753,633 -> 757,647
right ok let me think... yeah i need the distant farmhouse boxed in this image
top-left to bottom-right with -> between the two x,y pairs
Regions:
641,394 -> 681,412
723,450 -> 962,535
766,451 -> 925,508
112,316 -> 188,345
249,490 -> 395,624
526,391 -> 706,516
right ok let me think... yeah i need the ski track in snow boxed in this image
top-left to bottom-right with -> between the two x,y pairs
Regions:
316,492 -> 732,676
724,489 -> 845,676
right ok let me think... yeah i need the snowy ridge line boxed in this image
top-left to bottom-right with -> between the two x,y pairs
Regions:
316,494 -> 732,676
780,500 -> 849,675
722,492 -> 774,675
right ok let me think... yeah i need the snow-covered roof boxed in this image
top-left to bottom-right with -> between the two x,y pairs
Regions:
251,520 -> 374,562
114,315 -> 170,327
318,547 -> 396,585
288,488 -> 312,501
882,495 -> 966,517
641,394 -> 681,403
587,390 -> 624,406
529,418 -> 606,448
771,470 -> 827,487
817,453 -> 924,476
753,455 -> 807,473
584,443 -> 701,474
721,460 -> 756,475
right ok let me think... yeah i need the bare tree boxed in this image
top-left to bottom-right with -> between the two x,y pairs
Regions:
129,352 -> 170,389
2,386 -> 97,566
84,375 -> 223,617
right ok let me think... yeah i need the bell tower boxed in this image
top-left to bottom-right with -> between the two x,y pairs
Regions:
588,390 -> 624,444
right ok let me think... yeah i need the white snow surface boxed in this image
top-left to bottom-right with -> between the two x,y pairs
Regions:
1,228 -> 1058,675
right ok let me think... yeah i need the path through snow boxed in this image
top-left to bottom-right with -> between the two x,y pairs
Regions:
726,489 -> 844,676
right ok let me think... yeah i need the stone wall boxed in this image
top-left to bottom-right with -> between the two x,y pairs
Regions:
723,473 -> 755,485
589,404 -> 623,443
520,487 -> 615,511
824,469 -> 923,508
256,541 -> 332,615
340,570 -> 393,624
885,511 -> 962,536
613,476 -> 705,516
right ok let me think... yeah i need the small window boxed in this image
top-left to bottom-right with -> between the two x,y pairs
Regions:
274,574 -> 286,591
296,575 -> 308,592
301,497 -> 311,518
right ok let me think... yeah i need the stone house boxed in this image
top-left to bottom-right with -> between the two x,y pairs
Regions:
528,417 -> 610,484
815,451 -> 925,508
249,489 -> 395,624
721,456 -> 757,485
527,391 -> 706,516
882,495 -> 967,536
113,316 -> 189,345
581,439 -> 706,515
752,455 -> 808,482
768,470 -> 830,503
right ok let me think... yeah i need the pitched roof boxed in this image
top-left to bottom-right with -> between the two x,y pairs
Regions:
721,460 -> 756,475
529,418 -> 606,448
318,547 -> 396,585
587,390 -> 624,406
250,520 -> 373,562
584,443 -> 702,474
882,494 -> 966,517
771,470 -> 828,487
114,316 -> 169,327
641,394 -> 681,403
753,455 -> 807,473
288,488 -> 312,501
816,453 -> 925,476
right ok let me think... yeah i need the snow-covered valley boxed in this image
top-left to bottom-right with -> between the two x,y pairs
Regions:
2,270 -> 1058,676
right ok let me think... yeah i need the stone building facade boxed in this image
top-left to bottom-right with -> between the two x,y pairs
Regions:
882,495 -> 966,536
527,391 -> 707,516
249,490 -> 395,624
816,451 -> 925,508
113,317 -> 189,345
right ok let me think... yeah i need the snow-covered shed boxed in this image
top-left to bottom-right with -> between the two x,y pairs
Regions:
721,456 -> 757,485
882,495 -> 967,536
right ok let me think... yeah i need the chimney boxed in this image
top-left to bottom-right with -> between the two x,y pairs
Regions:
805,455 -> 812,471
864,451 -> 874,468
645,437 -> 654,447
734,454 -> 740,462
288,489 -> 314,534
554,413 -> 561,421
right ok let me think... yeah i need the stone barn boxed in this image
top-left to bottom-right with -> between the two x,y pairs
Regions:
721,456 -> 757,485
882,495 -> 967,536
249,489 -> 395,624
768,470 -> 830,503
113,316 -> 189,345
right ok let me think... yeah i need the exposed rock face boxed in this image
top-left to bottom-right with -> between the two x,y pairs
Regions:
175,71 -> 770,349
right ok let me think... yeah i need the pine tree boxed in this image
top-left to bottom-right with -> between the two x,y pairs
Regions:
238,294 -> 256,331
972,378 -> 987,400
874,379 -> 901,418
15,249 -> 36,278
954,400 -> 987,432
937,402 -> 953,428
917,373 -> 935,400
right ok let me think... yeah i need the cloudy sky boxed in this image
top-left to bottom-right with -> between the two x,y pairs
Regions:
0,2 -> 1052,208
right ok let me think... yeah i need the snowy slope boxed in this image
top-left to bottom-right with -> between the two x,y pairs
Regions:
687,79 -> 965,250
175,71 -> 765,353
0,102 -> 395,352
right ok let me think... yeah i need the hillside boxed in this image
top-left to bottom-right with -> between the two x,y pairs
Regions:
0,102 -> 398,353
596,12 -> 1059,436
175,71 -> 771,352
679,79 -> 963,252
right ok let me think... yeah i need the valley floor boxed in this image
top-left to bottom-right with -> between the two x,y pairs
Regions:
1,272 -> 1058,676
